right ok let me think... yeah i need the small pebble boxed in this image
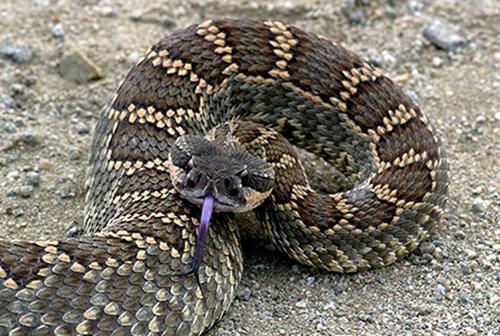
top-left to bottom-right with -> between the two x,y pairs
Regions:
419,241 -> 436,255
24,75 -> 37,87
435,283 -> 447,297
18,185 -> 34,198
475,114 -> 486,124
51,23 -> 65,38
236,287 -> 252,301
0,40 -> 34,63
471,186 -> 483,195
96,6 -> 117,17
432,56 -> 443,67
66,225 -> 84,238
6,188 -> 17,197
464,249 -> 478,260
3,121 -> 18,133
1,94 -> 15,108
423,20 -> 466,51
465,327 -> 478,336
18,129 -> 41,146
348,10 -> 363,24
6,153 -> 19,162
295,300 -> 307,308
494,112 -> 500,121
57,44 -> 102,83
160,15 -> 177,28
76,123 -> 90,135
58,190 -> 76,199
11,84 -> 25,96
337,316 -> 349,324
433,247 -> 444,260
33,0 -> 50,5
458,293 -> 469,305
471,198 -> 486,214
358,314 -> 374,323
39,159 -> 53,170
128,51 -> 140,64
406,90 -> 419,102
25,171 -> 40,187
222,319 -> 235,329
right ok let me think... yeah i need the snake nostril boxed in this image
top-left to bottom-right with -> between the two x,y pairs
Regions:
223,177 -> 232,189
223,177 -> 239,197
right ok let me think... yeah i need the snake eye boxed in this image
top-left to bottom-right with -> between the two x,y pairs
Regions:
237,167 -> 248,178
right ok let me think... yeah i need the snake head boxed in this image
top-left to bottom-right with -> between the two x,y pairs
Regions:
169,134 -> 274,213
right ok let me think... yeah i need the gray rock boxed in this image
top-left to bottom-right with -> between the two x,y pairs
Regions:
295,300 -> 307,308
433,247 -> 444,260
236,287 -> 252,301
24,75 -> 37,87
58,190 -> 76,199
96,6 -> 117,17
358,314 -> 374,323
6,153 -> 19,162
1,94 -> 15,108
76,123 -> 91,135
435,283 -> 447,297
6,188 -> 17,197
458,293 -> 469,305
464,249 -> 478,259
25,171 -> 40,187
475,114 -> 486,124
369,55 -> 382,67
418,241 -> 436,255
495,112 -> 500,121
471,198 -> 486,214
337,316 -> 349,325
11,84 -> 25,96
129,9 -> 177,28
222,318 -> 235,329
406,90 -> 419,102
423,20 -> 466,51
3,121 -> 18,133
51,23 -> 65,38
471,186 -> 483,195
57,44 -> 102,83
18,129 -> 41,146
348,10 -> 363,24
160,15 -> 177,28
0,41 -> 34,64
18,185 -> 34,198
33,0 -> 51,5
66,225 -> 84,238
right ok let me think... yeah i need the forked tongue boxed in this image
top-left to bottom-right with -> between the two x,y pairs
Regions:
191,194 -> 215,285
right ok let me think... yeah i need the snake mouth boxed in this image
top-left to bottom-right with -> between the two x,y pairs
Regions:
195,195 -> 232,208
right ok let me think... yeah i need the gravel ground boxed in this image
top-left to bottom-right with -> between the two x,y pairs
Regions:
0,1 -> 498,335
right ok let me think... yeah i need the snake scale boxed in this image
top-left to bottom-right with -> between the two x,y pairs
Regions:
0,18 -> 448,335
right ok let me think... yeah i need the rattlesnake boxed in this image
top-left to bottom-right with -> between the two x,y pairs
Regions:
0,18 -> 448,335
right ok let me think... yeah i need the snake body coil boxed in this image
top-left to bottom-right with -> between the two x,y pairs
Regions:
0,19 -> 448,335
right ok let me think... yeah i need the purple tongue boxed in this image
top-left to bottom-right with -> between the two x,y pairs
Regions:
191,195 -> 215,280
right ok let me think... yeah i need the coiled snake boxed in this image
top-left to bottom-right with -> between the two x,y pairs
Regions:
0,19 -> 448,335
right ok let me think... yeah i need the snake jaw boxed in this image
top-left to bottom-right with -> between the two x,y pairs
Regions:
190,194 -> 215,290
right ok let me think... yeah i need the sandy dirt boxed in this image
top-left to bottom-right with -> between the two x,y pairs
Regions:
0,0 -> 498,335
